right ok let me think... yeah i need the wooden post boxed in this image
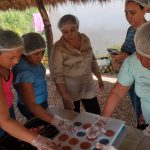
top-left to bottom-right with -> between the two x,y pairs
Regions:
35,0 -> 53,70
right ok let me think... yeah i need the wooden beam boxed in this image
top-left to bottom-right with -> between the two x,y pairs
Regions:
35,0 -> 53,70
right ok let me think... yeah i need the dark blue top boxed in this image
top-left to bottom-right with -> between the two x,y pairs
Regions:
121,26 -> 136,55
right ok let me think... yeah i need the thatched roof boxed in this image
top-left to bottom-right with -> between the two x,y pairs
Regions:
0,0 -> 109,11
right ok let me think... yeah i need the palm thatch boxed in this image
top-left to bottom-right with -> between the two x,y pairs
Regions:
0,0 -> 109,11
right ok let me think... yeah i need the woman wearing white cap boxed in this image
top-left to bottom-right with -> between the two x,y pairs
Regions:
111,0 -> 150,129
103,21 -> 150,126
0,30 -> 61,150
50,14 -> 104,115
87,21 -> 150,140
13,32 -> 77,135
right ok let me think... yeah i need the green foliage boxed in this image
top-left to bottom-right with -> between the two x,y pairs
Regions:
0,8 -> 38,35
0,7 -> 50,59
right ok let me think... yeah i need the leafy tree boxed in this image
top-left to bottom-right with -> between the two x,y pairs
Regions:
0,8 -> 38,35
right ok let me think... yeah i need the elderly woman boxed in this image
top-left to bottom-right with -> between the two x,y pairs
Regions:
87,21 -> 150,140
103,21 -> 150,123
50,14 -> 104,115
111,0 -> 150,129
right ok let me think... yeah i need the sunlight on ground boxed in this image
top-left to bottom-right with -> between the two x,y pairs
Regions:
93,75 -> 117,83
46,69 -> 117,83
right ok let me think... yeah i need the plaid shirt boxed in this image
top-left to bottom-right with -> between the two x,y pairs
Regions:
121,26 -> 136,55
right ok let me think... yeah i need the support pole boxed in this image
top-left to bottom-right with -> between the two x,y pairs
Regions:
35,0 -> 53,70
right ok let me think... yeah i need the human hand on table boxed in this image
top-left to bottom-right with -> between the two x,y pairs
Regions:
96,143 -> 117,150
86,117 -> 108,140
31,135 -> 60,150
51,115 -> 78,134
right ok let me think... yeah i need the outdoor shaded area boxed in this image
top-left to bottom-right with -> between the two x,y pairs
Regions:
1,1 -> 150,150
14,73 -> 136,127
1,0 -> 136,135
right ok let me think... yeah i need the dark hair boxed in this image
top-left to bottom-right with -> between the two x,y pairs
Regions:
22,32 -> 46,54
58,14 -> 79,29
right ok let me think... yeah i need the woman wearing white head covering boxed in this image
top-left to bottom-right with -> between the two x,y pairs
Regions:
0,30 -> 60,150
13,32 -> 77,136
102,21 -> 150,125
50,14 -> 104,115
110,0 -> 150,129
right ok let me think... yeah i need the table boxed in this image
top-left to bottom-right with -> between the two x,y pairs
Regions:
48,106 -> 150,150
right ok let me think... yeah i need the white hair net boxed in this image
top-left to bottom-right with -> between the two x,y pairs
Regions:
134,21 -> 150,58
0,30 -> 23,52
22,32 -> 46,56
126,0 -> 150,12
58,14 -> 79,30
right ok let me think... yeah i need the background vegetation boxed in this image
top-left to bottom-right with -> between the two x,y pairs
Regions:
0,8 -> 49,56
0,8 -> 120,59
0,8 -> 38,35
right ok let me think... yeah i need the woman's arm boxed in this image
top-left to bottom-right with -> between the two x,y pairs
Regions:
19,83 -> 76,133
0,78 -> 36,143
102,82 -> 130,117
18,83 -> 54,123
55,83 -> 74,110
91,55 -> 104,90
50,47 -> 74,110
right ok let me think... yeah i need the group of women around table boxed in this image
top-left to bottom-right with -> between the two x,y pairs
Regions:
0,0 -> 150,149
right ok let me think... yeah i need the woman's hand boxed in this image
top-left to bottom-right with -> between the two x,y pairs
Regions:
111,52 -> 129,62
143,125 -> 150,137
96,143 -> 117,150
111,61 -> 122,72
31,135 -> 60,150
51,115 -> 78,134
62,94 -> 75,110
86,117 -> 107,140
55,83 -> 74,110
111,52 -> 129,72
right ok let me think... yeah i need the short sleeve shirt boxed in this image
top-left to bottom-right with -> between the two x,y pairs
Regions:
121,26 -> 136,55
118,54 -> 150,124
13,57 -> 48,104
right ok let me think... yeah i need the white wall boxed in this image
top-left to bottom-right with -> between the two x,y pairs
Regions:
48,1 -> 150,56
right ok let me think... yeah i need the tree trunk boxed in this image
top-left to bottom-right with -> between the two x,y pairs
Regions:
35,0 -> 53,70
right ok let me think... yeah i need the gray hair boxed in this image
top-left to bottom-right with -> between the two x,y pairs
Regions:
58,14 -> 79,30
134,21 -> 150,58
22,32 -> 46,55
0,30 -> 23,52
